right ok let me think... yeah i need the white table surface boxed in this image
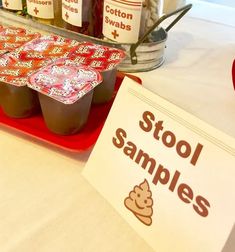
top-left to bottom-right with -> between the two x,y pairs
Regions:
0,2 -> 234,252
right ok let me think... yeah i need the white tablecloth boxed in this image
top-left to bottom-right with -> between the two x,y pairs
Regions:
0,2 -> 234,251
136,3 -> 235,138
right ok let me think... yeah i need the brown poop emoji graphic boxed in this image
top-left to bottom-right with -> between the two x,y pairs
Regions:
124,179 -> 153,226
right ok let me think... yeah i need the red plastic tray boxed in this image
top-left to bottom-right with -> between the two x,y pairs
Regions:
0,72 -> 142,152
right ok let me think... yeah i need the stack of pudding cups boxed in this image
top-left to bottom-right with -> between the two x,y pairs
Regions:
28,59 -> 102,135
67,42 -> 126,104
0,27 -> 40,108
0,32 -> 126,136
0,34 -> 80,117
0,53 -> 51,118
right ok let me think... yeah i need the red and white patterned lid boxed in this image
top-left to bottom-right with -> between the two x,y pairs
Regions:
0,26 -> 40,56
12,35 -> 80,60
0,35 -> 81,87
28,59 -> 103,104
0,53 -> 52,87
68,42 -> 126,71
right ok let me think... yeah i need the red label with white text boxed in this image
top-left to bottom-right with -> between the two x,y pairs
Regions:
68,42 -> 126,71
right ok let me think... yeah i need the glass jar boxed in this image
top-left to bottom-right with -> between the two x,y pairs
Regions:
2,0 -> 26,14
92,0 -> 104,38
163,0 -> 186,14
62,0 -> 92,35
140,0 -> 163,38
53,0 -> 63,27
26,0 -> 62,26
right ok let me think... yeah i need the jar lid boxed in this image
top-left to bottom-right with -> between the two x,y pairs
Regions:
28,59 -> 103,104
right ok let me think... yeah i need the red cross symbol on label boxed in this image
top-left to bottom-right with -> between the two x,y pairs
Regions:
4,0 -> 9,7
34,7 -> 39,15
65,12 -> 69,20
111,30 -> 119,40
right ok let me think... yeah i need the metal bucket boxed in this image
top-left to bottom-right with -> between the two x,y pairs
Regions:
0,4 -> 192,73
119,28 -> 167,72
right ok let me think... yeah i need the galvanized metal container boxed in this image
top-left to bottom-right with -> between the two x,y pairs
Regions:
119,28 -> 167,72
120,4 -> 192,72
0,4 -> 192,72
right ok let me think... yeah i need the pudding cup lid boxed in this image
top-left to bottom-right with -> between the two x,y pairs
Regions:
0,35 -> 80,87
0,54 -> 52,87
28,58 -> 103,104
0,26 -> 40,56
13,35 -> 80,60
68,42 -> 126,72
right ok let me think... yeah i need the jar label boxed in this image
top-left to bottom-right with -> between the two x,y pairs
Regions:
3,0 -> 23,10
62,0 -> 82,27
27,0 -> 54,19
102,0 -> 142,43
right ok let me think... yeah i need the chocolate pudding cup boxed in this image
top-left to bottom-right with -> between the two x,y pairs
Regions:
38,91 -> 93,135
92,68 -> 117,104
28,59 -> 102,135
66,42 -> 126,104
0,82 -> 40,118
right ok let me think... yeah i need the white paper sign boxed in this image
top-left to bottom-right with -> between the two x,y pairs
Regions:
62,0 -> 82,27
27,0 -> 54,19
3,0 -> 23,10
83,77 -> 235,252
102,0 -> 142,43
